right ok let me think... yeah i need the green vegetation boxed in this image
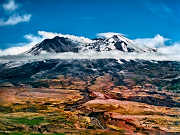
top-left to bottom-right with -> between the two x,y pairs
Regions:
0,106 -> 12,113
47,115 -> 74,127
167,83 -> 180,93
7,117 -> 46,126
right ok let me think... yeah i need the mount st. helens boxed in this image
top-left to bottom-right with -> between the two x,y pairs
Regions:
0,33 -> 179,135
26,34 -> 157,55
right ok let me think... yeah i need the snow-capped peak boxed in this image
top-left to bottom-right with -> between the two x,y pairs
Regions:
105,35 -> 133,45
26,32 -> 157,55
83,33 -> 136,52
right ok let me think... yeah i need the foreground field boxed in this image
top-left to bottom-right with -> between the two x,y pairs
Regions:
0,74 -> 179,135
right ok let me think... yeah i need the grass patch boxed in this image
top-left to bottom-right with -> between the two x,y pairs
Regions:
8,117 -> 46,126
0,106 -> 12,113
12,104 -> 48,113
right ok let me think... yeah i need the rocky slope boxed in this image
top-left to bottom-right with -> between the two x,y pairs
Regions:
0,59 -> 180,93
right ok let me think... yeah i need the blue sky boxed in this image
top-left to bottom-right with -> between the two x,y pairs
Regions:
0,0 -> 180,49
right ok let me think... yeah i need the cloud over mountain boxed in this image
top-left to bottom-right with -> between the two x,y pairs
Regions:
97,32 -> 125,39
38,31 -> 93,43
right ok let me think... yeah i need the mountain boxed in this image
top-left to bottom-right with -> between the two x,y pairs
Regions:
26,34 -> 157,55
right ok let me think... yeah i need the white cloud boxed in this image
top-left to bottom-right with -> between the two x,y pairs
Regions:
0,34 -> 42,56
1,0 -> 32,26
132,34 -> 180,59
2,0 -> 19,11
38,31 -> 93,43
97,32 -> 125,38
24,34 -> 42,43
159,43 -> 180,55
0,14 -> 31,26
0,50 -> 180,64
133,34 -> 169,49
47,51 -> 180,62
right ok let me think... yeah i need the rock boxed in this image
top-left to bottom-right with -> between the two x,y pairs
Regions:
83,99 -> 180,133
89,91 -> 106,99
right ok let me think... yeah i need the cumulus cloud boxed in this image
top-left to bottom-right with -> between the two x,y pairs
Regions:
0,34 -> 42,56
0,14 -> 31,26
132,34 -> 180,56
2,0 -> 19,11
132,34 -> 180,60
134,34 -> 169,49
